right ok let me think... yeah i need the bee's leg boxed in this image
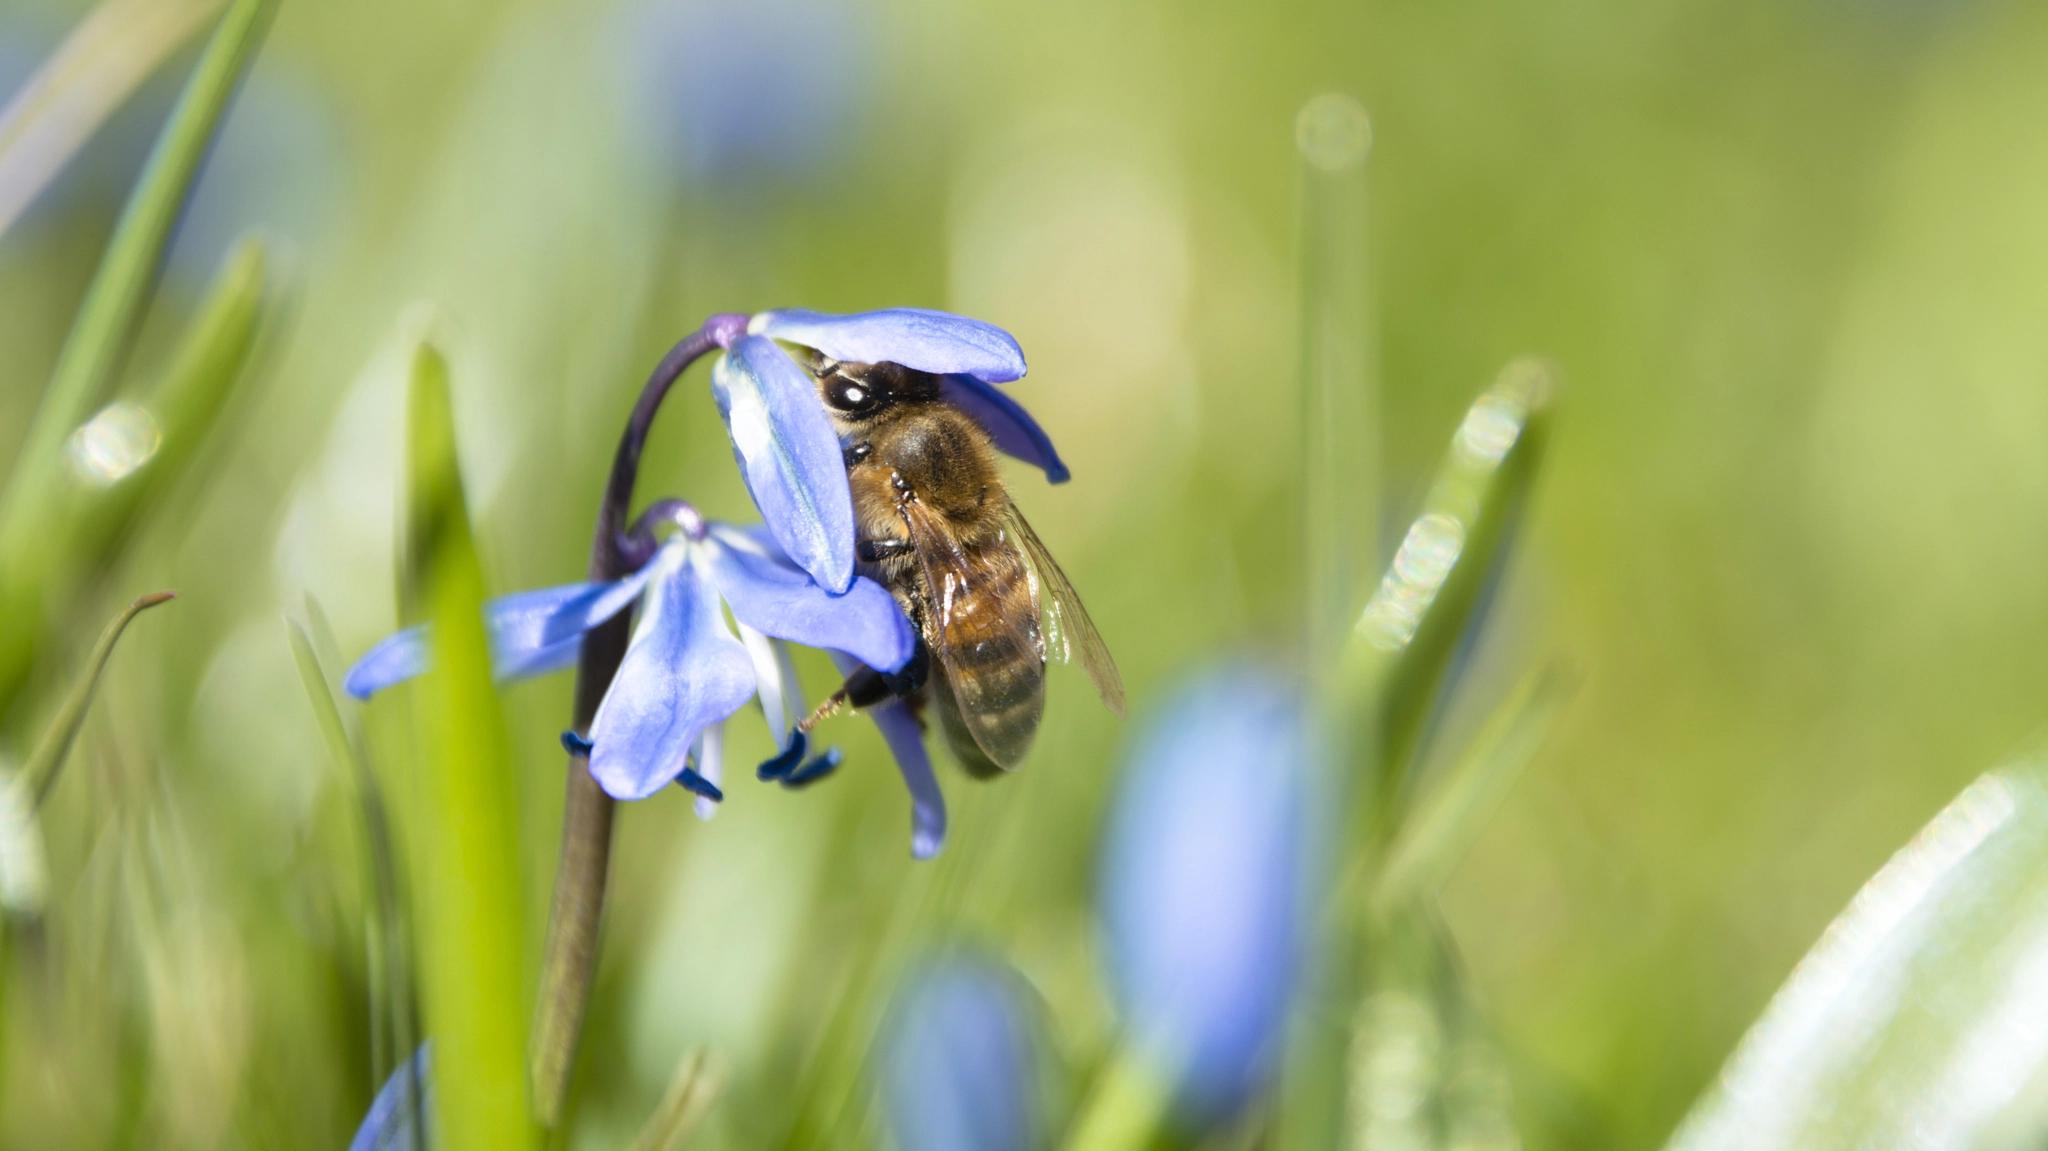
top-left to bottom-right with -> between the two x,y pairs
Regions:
856,538 -> 914,563
797,664 -> 883,733
796,641 -> 930,733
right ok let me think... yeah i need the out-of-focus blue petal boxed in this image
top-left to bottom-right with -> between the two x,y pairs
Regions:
881,955 -> 1042,1151
752,308 -> 1027,384
349,1043 -> 431,1151
832,649 -> 946,859
589,547 -> 757,801
1099,664 -> 1312,1125
711,334 -> 857,593
344,627 -> 429,700
486,565 -> 657,680
703,525 -> 914,672
939,374 -> 1070,484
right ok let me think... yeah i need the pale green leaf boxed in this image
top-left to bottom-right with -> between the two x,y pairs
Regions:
1666,741 -> 2048,1151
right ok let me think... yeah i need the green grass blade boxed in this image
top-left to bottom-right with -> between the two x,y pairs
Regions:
1374,664 -> 1573,910
0,0 -> 226,241
405,341 -> 536,1150
1281,357 -> 1557,1151
287,614 -> 408,1090
1058,1048 -> 1171,1151
23,590 -> 175,807
0,0 -> 275,710
1337,356 -> 1559,819
1297,92 -> 1376,684
1664,738 -> 2048,1151
71,234 -> 270,562
629,1049 -> 723,1151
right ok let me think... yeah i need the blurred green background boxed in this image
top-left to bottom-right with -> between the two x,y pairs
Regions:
6,0 -> 2048,1146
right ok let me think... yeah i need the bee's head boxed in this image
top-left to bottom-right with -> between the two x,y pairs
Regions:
805,352 -> 942,425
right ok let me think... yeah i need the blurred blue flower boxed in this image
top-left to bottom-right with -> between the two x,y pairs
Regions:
614,0 -> 870,186
880,954 -> 1044,1151
1097,664 -> 1314,1125
345,509 -> 911,805
348,1044 -> 430,1151
708,307 -> 1057,595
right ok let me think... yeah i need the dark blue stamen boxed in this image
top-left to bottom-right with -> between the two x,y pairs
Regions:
780,747 -> 843,789
757,729 -> 807,781
675,768 -> 724,801
561,730 -> 594,756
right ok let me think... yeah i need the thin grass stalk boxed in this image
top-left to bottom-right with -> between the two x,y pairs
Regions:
1296,92 -> 1376,687
1273,91 -> 1377,1151
24,591 -> 175,808
287,617 -> 411,1089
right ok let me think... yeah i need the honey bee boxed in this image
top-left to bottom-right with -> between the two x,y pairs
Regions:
797,353 -> 1124,775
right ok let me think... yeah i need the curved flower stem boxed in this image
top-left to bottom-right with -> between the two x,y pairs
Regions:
531,314 -> 745,1128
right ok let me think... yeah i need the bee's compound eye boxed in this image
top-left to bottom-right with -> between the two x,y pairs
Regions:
826,375 -> 877,413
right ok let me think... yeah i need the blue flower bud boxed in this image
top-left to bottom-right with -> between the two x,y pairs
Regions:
1097,663 -> 1314,1126
880,955 -> 1044,1151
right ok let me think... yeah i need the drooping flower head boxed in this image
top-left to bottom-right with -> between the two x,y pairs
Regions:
344,307 -> 1070,858
706,307 -> 1066,595
1097,663 -> 1315,1126
879,953 -> 1045,1151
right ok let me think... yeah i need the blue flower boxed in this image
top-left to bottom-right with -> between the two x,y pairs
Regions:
614,0 -> 871,187
880,954 -> 1044,1151
1097,664 -> 1315,1126
706,307 -> 1068,593
347,307 -> 1067,859
345,511 -> 914,809
348,1044 -> 430,1151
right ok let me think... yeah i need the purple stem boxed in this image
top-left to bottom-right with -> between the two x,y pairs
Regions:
531,313 -> 744,1127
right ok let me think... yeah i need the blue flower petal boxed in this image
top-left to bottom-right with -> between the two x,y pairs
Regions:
735,623 -> 799,739
832,650 -> 946,859
939,374 -> 1070,484
486,565 -> 657,680
881,956 -> 1041,1151
703,525 -> 914,672
753,308 -> 1026,384
589,546 -> 758,801
711,334 -> 857,593
343,566 -> 658,699
875,699 -> 946,860
344,626 -> 428,700
349,1043 -> 431,1151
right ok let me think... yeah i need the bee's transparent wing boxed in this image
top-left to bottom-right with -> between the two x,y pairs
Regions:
898,496 -> 1046,770
1002,503 -> 1126,718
